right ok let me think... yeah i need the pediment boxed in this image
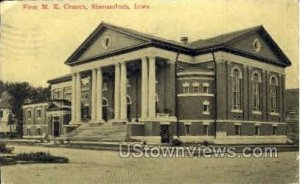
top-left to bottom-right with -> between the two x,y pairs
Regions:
68,25 -> 149,63
228,30 -> 288,65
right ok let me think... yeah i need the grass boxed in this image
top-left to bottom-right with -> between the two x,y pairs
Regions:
14,152 -> 69,163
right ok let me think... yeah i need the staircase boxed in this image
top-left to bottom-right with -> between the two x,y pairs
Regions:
62,123 -> 128,142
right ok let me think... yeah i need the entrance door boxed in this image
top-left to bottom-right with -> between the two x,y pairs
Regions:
160,125 -> 170,143
103,106 -> 108,122
53,121 -> 60,137
102,98 -> 109,122
127,104 -> 131,122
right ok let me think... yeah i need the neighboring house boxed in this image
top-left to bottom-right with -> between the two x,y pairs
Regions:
23,22 -> 291,144
22,100 -> 71,138
285,88 -> 299,143
0,91 -> 16,135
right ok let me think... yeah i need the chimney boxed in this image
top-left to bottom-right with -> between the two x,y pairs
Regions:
180,37 -> 188,45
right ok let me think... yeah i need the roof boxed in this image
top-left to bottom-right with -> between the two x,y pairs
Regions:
64,22 -> 291,67
188,26 -> 261,49
47,74 -> 72,84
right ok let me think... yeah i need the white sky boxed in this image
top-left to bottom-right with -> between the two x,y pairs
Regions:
0,0 -> 298,88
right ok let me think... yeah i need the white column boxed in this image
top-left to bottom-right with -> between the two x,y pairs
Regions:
120,62 -> 127,121
148,56 -> 156,118
71,73 -> 76,124
75,72 -> 82,122
96,67 -> 103,122
114,63 -> 121,120
91,69 -> 97,122
141,57 -> 148,119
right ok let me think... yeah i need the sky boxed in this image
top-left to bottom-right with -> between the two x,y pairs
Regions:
0,0 -> 298,88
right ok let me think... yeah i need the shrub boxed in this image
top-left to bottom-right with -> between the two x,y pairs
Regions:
15,152 -> 69,163
0,142 -> 14,154
171,138 -> 183,146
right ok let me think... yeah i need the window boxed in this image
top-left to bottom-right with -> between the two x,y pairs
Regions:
185,124 -> 191,135
253,38 -> 261,52
64,86 -> 72,101
127,78 -> 131,87
192,82 -> 200,93
27,129 -> 31,136
53,89 -> 62,100
235,125 -> 241,135
203,100 -> 210,114
204,125 -> 209,136
252,72 -> 261,111
28,110 -> 32,119
203,83 -> 209,93
103,81 -> 108,91
37,109 -> 42,118
102,36 -> 112,49
37,128 -> 41,135
231,68 -> 242,110
0,110 -> 3,118
270,76 -> 278,113
255,126 -> 260,136
273,126 -> 278,135
182,82 -> 190,94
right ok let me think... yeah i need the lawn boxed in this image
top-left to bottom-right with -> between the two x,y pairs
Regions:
1,145 -> 298,184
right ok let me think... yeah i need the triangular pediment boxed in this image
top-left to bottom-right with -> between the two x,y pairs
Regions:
66,23 -> 150,63
227,28 -> 290,65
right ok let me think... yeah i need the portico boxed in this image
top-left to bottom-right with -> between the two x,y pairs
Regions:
69,53 -> 175,125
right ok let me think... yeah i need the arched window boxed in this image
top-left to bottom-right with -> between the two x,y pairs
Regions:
102,97 -> 109,107
126,95 -> 132,105
270,76 -> 278,112
252,72 -> 261,111
231,68 -> 242,110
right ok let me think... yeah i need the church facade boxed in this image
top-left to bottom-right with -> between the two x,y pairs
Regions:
24,22 -> 291,144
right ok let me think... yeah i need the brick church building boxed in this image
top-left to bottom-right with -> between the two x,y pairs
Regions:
23,22 -> 291,144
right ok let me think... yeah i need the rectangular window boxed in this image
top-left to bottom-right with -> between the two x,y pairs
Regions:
183,86 -> 189,94
53,89 -> 62,100
203,86 -> 208,93
28,111 -> 32,119
103,82 -> 108,91
235,125 -> 241,135
182,82 -> 190,94
204,125 -> 209,136
193,86 -> 199,93
64,86 -> 72,101
273,126 -> 278,135
203,105 -> 209,113
37,128 -> 41,135
185,125 -> 191,135
255,126 -> 260,136
0,110 -> 3,118
37,110 -> 42,118
203,100 -> 210,114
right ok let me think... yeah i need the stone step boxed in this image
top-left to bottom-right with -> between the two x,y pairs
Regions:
63,122 -> 128,142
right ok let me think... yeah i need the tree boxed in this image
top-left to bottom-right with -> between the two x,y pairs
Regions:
0,81 -> 51,136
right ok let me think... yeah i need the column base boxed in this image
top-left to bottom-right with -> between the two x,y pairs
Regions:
114,119 -> 128,123
89,119 -> 105,124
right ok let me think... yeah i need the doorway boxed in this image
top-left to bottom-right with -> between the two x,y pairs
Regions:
53,121 -> 60,137
127,95 -> 132,122
102,98 -> 109,122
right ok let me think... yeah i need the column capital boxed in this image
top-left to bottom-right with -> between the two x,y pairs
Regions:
148,56 -> 156,61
